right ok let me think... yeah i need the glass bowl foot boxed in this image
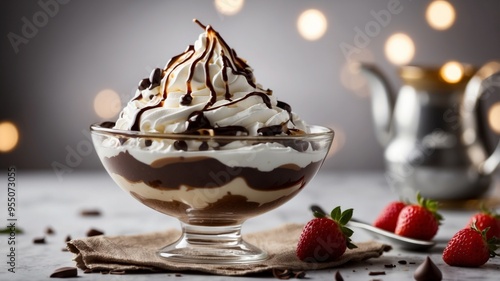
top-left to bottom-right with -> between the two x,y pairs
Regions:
158,223 -> 268,264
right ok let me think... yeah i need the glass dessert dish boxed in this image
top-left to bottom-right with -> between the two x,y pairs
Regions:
91,123 -> 333,264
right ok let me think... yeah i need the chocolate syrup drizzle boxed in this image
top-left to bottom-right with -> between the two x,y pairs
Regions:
127,19 -> 299,139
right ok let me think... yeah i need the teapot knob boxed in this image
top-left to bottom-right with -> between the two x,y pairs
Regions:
462,61 -> 500,175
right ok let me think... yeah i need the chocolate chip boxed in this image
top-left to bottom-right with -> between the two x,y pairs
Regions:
174,140 -> 188,151
398,260 -> 407,265
33,237 -> 46,244
369,271 -> 386,276
49,267 -> 77,278
138,78 -> 151,91
414,256 -> 442,281
80,209 -> 101,217
149,68 -> 162,89
199,141 -> 209,151
86,228 -> 104,237
145,139 -> 152,147
99,121 -> 115,128
334,270 -> 344,281
46,227 -> 55,235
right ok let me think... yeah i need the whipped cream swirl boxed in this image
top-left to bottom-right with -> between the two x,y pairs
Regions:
114,19 -> 307,136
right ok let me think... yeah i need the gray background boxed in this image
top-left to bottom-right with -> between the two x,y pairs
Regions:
1,0 -> 500,175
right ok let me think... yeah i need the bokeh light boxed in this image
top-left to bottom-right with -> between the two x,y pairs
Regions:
214,0 -> 245,16
326,125 -> 346,159
0,121 -> 19,153
297,9 -> 328,41
489,102 -> 500,134
440,61 -> 464,83
94,89 -> 122,119
384,33 -> 415,65
340,49 -> 374,98
426,1 -> 456,30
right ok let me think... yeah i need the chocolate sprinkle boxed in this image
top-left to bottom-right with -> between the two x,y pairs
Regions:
46,227 -> 55,235
33,237 -> 46,244
49,267 -> 78,278
369,271 -> 386,276
86,228 -> 104,237
398,260 -> 407,265
80,209 -> 101,217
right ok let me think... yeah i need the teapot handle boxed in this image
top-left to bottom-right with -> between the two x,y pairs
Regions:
462,61 -> 500,175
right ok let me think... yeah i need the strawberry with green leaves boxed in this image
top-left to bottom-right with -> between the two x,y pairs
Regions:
466,206 -> 500,240
443,223 -> 499,267
373,201 -> 407,232
296,206 -> 357,262
395,193 -> 443,241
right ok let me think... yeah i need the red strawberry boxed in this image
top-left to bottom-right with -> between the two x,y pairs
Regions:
395,193 -> 442,240
466,207 -> 500,240
443,223 -> 499,267
296,206 -> 357,262
373,201 -> 407,232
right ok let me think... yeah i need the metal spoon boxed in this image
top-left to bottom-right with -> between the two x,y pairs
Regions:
310,205 -> 436,251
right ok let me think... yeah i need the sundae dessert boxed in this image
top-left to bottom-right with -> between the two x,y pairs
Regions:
91,19 -> 333,263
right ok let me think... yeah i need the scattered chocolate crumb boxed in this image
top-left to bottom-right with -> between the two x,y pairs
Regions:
384,264 -> 396,268
352,269 -> 356,272
293,271 -> 306,279
110,270 -> 126,275
33,237 -> 46,244
86,228 -> 104,237
49,267 -> 77,278
61,247 -> 68,252
83,269 -> 92,274
409,262 -> 416,264
175,273 -> 182,277
334,270 -> 344,281
80,209 -> 101,217
369,271 -> 386,276
65,235 -> 72,242
46,227 -> 55,235
398,260 -> 407,265
272,269 -> 291,279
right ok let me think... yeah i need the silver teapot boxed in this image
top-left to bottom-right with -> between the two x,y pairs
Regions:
360,61 -> 500,200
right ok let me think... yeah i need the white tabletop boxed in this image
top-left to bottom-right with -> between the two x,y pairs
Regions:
1,170 -> 499,280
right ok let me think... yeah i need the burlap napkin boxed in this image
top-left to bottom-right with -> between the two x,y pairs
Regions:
67,223 -> 390,276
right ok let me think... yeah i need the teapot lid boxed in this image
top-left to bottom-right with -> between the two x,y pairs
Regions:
399,64 -> 476,92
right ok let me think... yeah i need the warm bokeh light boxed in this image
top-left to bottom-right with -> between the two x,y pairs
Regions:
94,89 -> 122,119
426,0 -> 456,30
0,121 -> 19,153
440,61 -> 464,83
340,61 -> 369,98
297,9 -> 328,41
384,33 -> 415,65
214,0 -> 245,16
326,125 -> 346,159
489,102 -> 500,134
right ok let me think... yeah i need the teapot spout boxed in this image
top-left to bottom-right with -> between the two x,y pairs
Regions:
359,63 -> 395,147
